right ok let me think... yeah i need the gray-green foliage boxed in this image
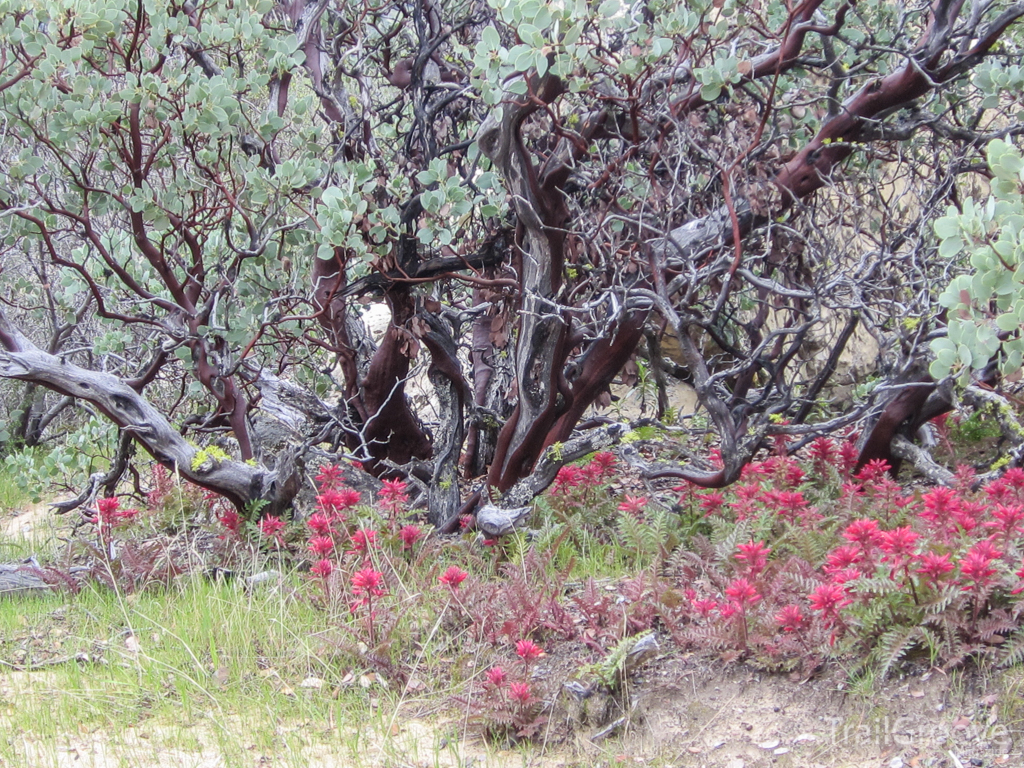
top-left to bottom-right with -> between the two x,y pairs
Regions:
931,139 -> 1024,380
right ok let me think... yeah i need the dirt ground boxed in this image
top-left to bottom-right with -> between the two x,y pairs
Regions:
2,645 -> 1020,768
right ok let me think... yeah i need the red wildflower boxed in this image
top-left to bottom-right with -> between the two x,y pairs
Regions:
919,487 -> 962,534
733,483 -> 763,519
486,667 -> 507,687
310,559 -> 334,579
972,539 -> 1003,562
218,508 -> 242,534
459,514 -> 474,530
1013,560 -> 1024,594
735,541 -> 771,576
307,512 -> 334,537
879,527 -> 920,564
691,598 -> 719,617
96,497 -> 120,520
843,518 -> 883,550
954,500 -> 985,534
314,464 -> 345,490
348,528 -> 378,554
724,577 -> 761,608
618,495 -> 648,517
509,682 -> 532,704
515,639 -> 544,662
439,565 -> 468,589
985,467 -> 1024,505
718,602 -> 739,619
351,568 -> 386,597
809,583 -> 851,622
915,552 -> 955,585
855,458 -> 891,483
307,536 -> 335,557
838,440 -> 860,475
378,478 -> 408,514
984,504 -> 1024,539
552,465 -> 583,495
771,490 -> 811,522
775,605 -> 805,633
740,461 -> 770,482
258,515 -> 285,540
782,461 -> 806,489
118,507 -> 140,523
824,545 -> 863,574
830,568 -> 862,588
807,436 -> 838,477
589,452 -> 617,479
399,525 -> 422,550
699,491 -> 726,516
959,543 -> 1001,590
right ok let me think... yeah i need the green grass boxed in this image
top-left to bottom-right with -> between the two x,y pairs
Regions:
0,459 -> 32,515
0,577 -> 450,767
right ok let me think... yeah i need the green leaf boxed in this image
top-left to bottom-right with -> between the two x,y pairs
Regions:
482,26 -> 500,49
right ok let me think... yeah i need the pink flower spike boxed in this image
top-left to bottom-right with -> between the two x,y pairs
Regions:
915,551 -> 954,584
439,565 -> 468,590
378,478 -> 409,512
399,525 -> 422,550
691,598 -> 719,617
735,541 -> 771,576
307,536 -> 335,557
855,458 -> 891,482
351,568 -> 386,597
808,582 -> 851,622
509,682 -> 532,704
618,495 -> 647,517
724,577 -> 761,608
879,526 -> 920,563
307,512 -> 334,536
348,528 -> 378,554
315,464 -> 345,490
515,639 -> 544,662
775,605 -> 805,633
698,491 -> 725,516
96,497 -> 120,518
959,551 -> 997,590
843,518 -> 883,550
258,515 -> 285,539
310,559 -> 334,579
486,667 -> 507,687
1013,560 -> 1024,594
218,508 -> 241,534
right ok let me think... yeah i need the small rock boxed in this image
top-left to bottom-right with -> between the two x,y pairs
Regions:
889,758 -> 905,768
244,570 -> 282,591
300,677 -> 324,689
793,733 -> 817,743
757,738 -> 781,750
773,747 -> 790,755
952,715 -> 972,731
724,760 -> 745,768
212,666 -> 229,687
124,634 -> 141,655
909,689 -> 925,698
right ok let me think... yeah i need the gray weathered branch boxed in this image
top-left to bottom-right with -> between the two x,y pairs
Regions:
0,306 -> 291,513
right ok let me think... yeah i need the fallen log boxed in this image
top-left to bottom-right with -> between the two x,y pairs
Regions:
0,564 -> 54,599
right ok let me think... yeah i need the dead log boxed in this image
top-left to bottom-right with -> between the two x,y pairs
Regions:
0,564 -> 53,599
